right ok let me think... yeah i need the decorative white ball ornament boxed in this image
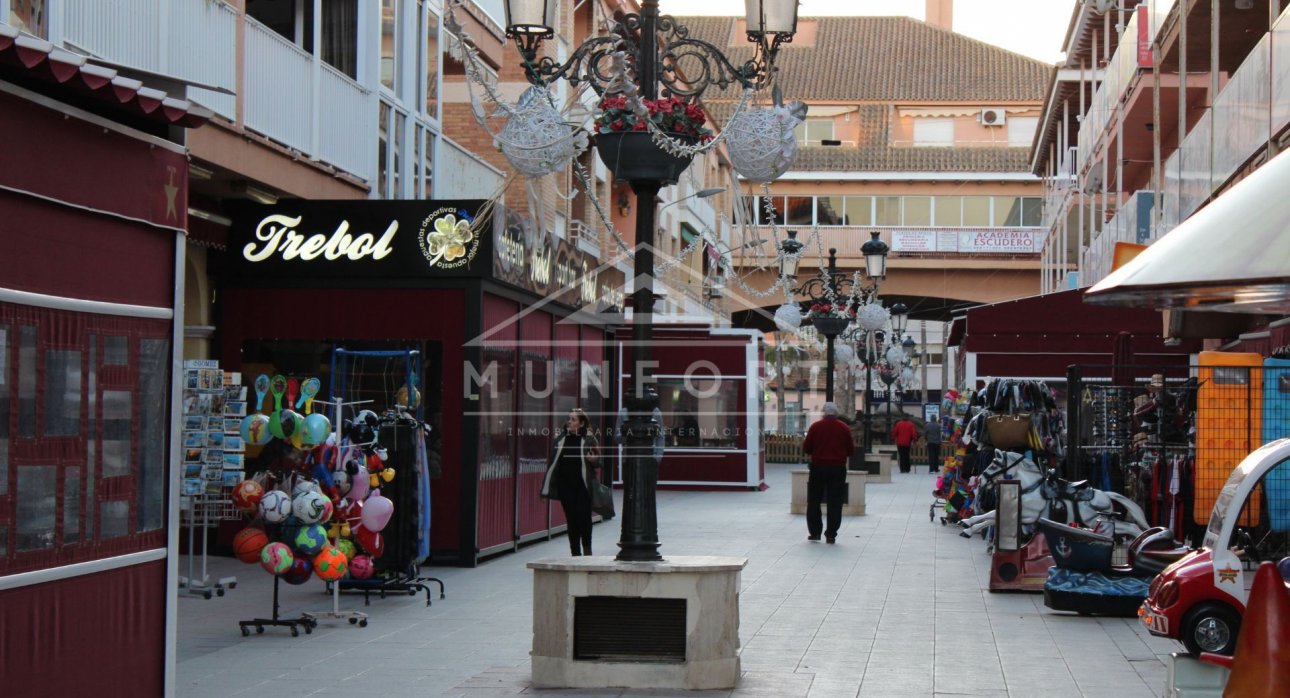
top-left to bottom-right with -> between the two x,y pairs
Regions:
495,86 -> 586,178
855,303 -> 889,332
724,105 -> 804,183
834,343 -> 855,364
886,346 -> 906,366
774,303 -> 803,332
901,367 -> 915,382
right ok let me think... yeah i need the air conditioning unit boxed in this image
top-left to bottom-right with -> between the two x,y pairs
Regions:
980,108 -> 1007,126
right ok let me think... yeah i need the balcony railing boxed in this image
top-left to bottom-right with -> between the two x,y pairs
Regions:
569,219 -> 601,257
434,135 -> 506,199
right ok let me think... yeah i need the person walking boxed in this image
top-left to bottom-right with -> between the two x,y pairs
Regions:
802,402 -> 853,544
924,418 -> 943,474
891,414 -> 918,474
541,408 -> 600,556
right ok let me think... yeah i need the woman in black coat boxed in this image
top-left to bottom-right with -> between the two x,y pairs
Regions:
540,408 -> 600,555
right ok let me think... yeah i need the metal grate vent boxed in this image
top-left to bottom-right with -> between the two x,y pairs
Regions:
574,596 -> 686,662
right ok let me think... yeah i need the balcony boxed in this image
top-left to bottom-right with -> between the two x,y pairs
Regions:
433,135 -> 505,199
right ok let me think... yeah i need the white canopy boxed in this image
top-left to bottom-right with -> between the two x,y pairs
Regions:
1085,147 -> 1290,314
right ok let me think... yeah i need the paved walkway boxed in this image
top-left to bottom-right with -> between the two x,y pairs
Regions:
178,463 -> 1179,697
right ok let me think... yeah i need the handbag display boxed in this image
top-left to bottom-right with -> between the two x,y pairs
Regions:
986,413 -> 1033,450
590,478 -> 615,519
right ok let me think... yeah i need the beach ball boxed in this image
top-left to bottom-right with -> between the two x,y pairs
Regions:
303,413 -> 331,447
233,527 -> 269,564
282,557 -> 313,585
259,490 -> 291,523
293,523 -> 330,555
293,491 -> 330,524
335,538 -> 357,561
270,408 -> 303,440
259,542 -> 294,576
240,413 -> 272,446
313,545 -> 348,582
231,480 -> 264,512
349,554 -> 375,580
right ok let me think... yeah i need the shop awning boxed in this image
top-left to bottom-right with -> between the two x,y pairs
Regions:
0,24 -> 212,129
1085,147 -> 1290,314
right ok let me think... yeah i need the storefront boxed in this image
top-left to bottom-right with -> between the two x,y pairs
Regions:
220,201 -> 622,564
0,53 -> 208,696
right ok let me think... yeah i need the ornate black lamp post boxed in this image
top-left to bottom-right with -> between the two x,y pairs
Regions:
503,0 -> 798,562
780,230 -> 889,405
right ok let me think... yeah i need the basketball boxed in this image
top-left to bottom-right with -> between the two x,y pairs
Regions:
313,545 -> 348,582
293,523 -> 329,555
349,554 -> 375,579
281,557 -> 314,585
231,480 -> 264,512
259,542 -> 294,576
259,490 -> 291,523
233,527 -> 269,564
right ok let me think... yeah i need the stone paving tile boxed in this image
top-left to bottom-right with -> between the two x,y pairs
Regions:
178,467 -> 1179,697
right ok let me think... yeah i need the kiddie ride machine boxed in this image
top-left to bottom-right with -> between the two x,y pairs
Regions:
1038,518 -> 1189,617
1139,437 -> 1290,657
987,480 -> 1054,592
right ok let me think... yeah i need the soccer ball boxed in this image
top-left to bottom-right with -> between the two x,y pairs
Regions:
292,491 -> 329,524
291,479 -> 321,499
259,490 -> 291,524
231,480 -> 264,512
293,523 -> 329,555
313,546 -> 348,582
259,542 -> 294,576
335,538 -> 356,561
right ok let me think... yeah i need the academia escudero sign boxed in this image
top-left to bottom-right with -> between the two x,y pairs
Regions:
890,228 -> 1046,254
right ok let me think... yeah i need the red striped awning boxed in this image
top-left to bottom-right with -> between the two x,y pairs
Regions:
0,24 -> 211,129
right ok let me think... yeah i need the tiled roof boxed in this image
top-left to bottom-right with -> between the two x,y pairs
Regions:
676,15 -> 1051,102
791,145 -> 1031,173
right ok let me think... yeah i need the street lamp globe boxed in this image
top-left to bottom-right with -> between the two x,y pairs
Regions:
779,229 -> 803,279
503,0 -> 557,50
860,230 -> 889,279
890,302 -> 909,335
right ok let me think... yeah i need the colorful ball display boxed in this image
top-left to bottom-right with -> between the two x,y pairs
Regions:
292,491 -> 330,524
355,527 -> 384,559
259,490 -> 291,523
335,538 -> 356,561
281,557 -> 314,585
233,527 -> 269,564
349,554 -> 375,579
231,480 -> 265,512
292,480 -> 321,499
259,542 -> 295,576
293,523 -> 329,555
240,413 -> 272,446
313,545 -> 348,582
269,409 -> 304,440
302,413 -> 331,446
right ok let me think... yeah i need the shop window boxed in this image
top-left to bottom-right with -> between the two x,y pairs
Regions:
100,500 -> 129,540
785,197 -> 813,226
64,469 -> 81,545
86,336 -> 97,539
963,197 -> 991,226
0,324 -> 8,495
479,346 -> 516,481
102,390 -> 133,478
44,350 -> 81,437
874,197 -> 901,226
655,378 -> 742,449
518,350 -> 551,475
18,325 -> 35,438
138,339 -> 169,532
16,465 -> 56,551
844,196 -> 872,226
903,197 -> 931,226
933,196 -> 962,227
104,335 -> 128,365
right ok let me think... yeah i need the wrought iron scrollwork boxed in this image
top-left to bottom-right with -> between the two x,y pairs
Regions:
519,14 -> 778,96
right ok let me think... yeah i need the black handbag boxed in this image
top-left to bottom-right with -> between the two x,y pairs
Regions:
590,479 -> 615,519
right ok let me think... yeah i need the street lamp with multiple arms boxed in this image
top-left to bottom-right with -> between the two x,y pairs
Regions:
502,0 -> 799,562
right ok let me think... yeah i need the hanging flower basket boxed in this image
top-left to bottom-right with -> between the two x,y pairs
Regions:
810,315 -> 851,337
595,131 -> 695,185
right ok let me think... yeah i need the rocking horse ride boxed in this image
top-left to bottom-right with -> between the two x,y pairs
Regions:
958,450 -> 1150,543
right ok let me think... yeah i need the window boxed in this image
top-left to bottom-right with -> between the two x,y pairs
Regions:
422,3 -> 441,120
753,196 -> 786,226
963,197 -> 991,226
994,196 -> 1022,226
844,196 -> 872,226
875,197 -> 901,226
817,196 -> 844,225
381,0 -> 400,92
785,197 -> 813,225
16,466 -> 56,551
44,350 -> 81,436
654,378 -> 743,449
322,0 -> 360,79
903,197 -> 931,226
933,196 -> 962,227
1022,197 -> 1042,226
138,339 -> 169,532
795,120 -> 834,145
378,102 -> 391,197
1008,116 -> 1039,147
17,326 -> 35,438
0,325 -> 8,496
9,0 -> 48,39
913,118 -> 954,147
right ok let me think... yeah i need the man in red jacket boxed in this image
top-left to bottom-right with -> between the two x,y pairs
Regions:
802,402 -> 854,544
891,414 -> 919,473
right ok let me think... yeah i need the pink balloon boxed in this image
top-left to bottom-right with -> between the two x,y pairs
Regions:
361,490 -> 394,532
347,467 -> 369,501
